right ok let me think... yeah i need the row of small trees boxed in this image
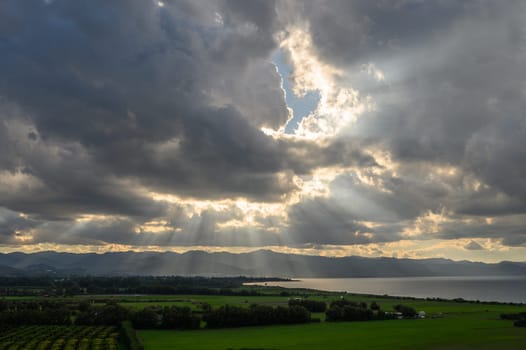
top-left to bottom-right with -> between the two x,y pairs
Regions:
130,304 -> 312,329
325,299 -> 417,322
0,297 -> 422,330
0,308 -> 71,326
0,300 -> 72,327
131,306 -> 200,330
203,304 -> 311,328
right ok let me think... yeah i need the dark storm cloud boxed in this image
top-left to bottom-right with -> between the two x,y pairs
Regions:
0,103 -> 167,220
290,0 -> 504,67
0,207 -> 39,243
0,0 -> 288,201
0,0 -> 376,221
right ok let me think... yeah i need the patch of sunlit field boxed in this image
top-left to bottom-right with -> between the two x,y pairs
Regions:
140,311 -> 526,350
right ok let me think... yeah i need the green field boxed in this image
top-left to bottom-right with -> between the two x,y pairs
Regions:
136,293 -> 526,350
140,313 -> 526,350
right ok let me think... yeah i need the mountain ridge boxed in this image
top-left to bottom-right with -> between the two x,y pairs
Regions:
0,250 -> 525,277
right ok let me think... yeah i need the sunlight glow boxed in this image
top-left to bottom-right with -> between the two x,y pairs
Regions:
278,25 -> 374,139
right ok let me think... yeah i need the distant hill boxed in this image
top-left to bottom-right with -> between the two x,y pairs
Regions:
0,264 -> 25,276
0,250 -> 524,277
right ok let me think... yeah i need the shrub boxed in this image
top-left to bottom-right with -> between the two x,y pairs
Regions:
501,312 -> 526,320
394,304 -> 417,318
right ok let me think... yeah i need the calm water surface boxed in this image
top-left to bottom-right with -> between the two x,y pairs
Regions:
250,276 -> 526,303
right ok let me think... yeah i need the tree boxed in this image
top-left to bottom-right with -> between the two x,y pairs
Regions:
160,306 -> 200,330
394,304 -> 417,318
131,308 -> 159,329
370,301 -> 380,311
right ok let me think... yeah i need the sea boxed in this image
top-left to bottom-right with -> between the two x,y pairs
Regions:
247,276 -> 526,303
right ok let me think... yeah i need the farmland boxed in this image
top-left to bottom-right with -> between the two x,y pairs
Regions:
135,293 -> 526,349
1,276 -> 525,349
0,326 -> 121,350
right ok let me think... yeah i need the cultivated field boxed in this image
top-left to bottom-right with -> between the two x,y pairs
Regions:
0,326 -> 121,350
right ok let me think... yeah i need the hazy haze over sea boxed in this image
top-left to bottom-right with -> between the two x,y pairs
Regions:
248,276 -> 526,303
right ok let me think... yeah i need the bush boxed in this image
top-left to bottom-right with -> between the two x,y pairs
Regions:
501,312 -> 526,320
326,305 -> 373,322
326,304 -> 397,322
330,299 -> 366,309
514,319 -> 526,327
394,304 -> 417,318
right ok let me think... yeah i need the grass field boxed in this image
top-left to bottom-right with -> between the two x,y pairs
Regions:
137,293 -> 526,350
140,312 -> 526,350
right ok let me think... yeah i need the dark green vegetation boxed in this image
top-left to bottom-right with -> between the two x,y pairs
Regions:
121,322 -> 143,350
1,276 -> 525,349
500,312 -> 526,327
0,276 -> 285,297
324,299 -> 398,322
0,325 -> 121,350
203,305 -> 311,328
288,298 -> 326,312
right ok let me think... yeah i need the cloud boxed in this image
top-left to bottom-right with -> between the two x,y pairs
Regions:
278,1 -> 526,246
0,1 -> 525,260
464,240 -> 484,251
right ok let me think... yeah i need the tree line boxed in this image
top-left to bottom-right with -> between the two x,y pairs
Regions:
203,304 -> 311,328
0,276 -> 285,296
0,297 -> 422,331
325,299 -> 416,322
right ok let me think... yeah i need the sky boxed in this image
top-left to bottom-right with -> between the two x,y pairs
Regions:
0,0 -> 525,262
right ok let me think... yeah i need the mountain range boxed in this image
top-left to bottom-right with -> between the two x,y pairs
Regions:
0,250 -> 525,277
